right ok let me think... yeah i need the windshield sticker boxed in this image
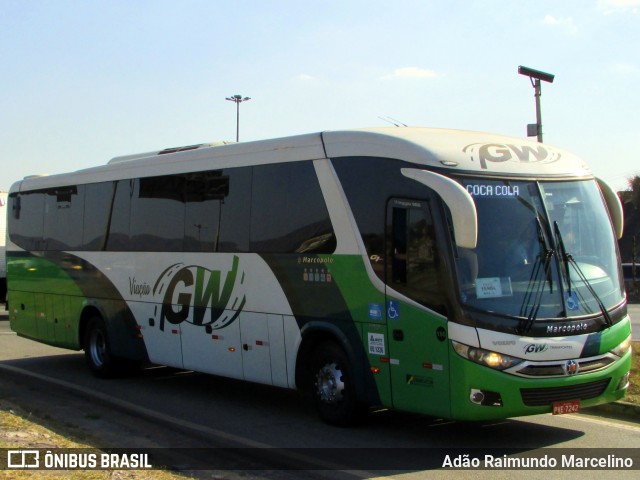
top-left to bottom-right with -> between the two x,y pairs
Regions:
393,199 -> 423,209
368,333 -> 386,355
465,184 -> 520,197
387,300 -> 400,320
565,291 -> 580,311
406,375 -> 434,387
476,277 -> 513,299
368,303 -> 383,321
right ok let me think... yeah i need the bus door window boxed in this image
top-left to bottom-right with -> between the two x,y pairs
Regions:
391,206 -> 408,283
386,198 -> 445,312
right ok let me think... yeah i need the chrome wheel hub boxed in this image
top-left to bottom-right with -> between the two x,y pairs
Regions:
90,330 -> 106,367
315,362 -> 345,404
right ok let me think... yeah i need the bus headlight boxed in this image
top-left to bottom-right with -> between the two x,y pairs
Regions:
453,341 -> 523,370
610,335 -> 632,358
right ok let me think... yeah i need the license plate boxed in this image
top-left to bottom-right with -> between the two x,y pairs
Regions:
552,399 -> 581,415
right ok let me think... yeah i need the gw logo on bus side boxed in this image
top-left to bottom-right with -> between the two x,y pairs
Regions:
463,143 -> 561,170
152,256 -> 246,332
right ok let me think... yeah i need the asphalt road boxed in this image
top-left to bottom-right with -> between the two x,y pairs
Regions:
0,307 -> 639,479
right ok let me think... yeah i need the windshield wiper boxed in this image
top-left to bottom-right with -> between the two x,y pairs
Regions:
553,221 -> 572,295
536,217 -> 554,294
553,221 -> 613,327
519,218 -> 554,333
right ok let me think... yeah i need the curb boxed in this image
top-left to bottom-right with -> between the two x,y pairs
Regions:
584,401 -> 640,420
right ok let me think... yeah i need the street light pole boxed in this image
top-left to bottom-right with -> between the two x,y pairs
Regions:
533,78 -> 543,143
518,66 -> 554,143
225,94 -> 251,142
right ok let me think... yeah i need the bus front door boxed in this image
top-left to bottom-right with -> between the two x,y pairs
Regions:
385,198 -> 451,418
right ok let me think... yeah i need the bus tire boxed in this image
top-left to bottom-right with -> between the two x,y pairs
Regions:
310,341 -> 367,427
84,316 -> 118,378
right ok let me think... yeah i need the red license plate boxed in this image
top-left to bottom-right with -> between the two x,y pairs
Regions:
553,400 -> 581,415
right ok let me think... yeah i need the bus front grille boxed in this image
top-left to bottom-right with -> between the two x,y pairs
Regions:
520,378 -> 610,406
515,356 -> 615,378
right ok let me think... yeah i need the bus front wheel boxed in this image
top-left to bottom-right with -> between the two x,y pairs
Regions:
310,341 -> 366,426
84,317 -> 117,378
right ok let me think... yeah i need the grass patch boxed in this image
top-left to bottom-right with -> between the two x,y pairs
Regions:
625,341 -> 640,405
0,400 -> 190,480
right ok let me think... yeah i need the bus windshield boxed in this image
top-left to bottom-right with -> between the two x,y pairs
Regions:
453,177 -> 624,321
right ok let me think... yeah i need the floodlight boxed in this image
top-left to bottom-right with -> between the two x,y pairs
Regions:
518,65 -> 555,142
518,66 -> 555,84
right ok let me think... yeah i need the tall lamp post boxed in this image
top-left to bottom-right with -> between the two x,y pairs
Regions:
225,94 -> 251,142
518,66 -> 555,143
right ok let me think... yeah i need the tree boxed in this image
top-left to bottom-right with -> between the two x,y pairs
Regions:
628,175 -> 640,210
618,176 -> 640,265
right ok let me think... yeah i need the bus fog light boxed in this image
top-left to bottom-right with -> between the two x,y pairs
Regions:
470,389 -> 485,404
470,389 -> 503,407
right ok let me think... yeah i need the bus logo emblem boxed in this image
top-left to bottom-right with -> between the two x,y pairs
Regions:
524,343 -> 548,354
463,143 -> 561,170
564,360 -> 579,376
153,256 -> 246,331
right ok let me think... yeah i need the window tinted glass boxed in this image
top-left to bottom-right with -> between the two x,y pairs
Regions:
106,180 -> 132,251
130,175 -> 186,251
8,191 -> 45,250
332,157 -> 435,280
251,162 -> 335,253
453,178 -> 624,319
387,198 -> 445,311
184,171 -> 228,252
10,161 -> 334,255
43,186 -> 84,250
83,182 -> 115,251
217,167 -> 251,252
333,157 -> 448,311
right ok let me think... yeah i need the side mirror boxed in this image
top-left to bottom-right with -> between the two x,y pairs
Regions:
596,177 -> 624,240
401,168 -> 478,249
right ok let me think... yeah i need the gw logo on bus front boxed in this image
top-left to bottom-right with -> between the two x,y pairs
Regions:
524,343 -> 549,354
152,256 -> 246,331
463,143 -> 561,170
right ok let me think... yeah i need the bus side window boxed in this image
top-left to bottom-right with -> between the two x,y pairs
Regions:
8,192 -> 44,251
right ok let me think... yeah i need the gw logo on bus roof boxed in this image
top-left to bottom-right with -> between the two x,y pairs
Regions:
152,256 -> 246,331
463,143 -> 561,170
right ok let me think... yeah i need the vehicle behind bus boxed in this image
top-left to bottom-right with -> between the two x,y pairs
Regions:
1,191 -> 7,303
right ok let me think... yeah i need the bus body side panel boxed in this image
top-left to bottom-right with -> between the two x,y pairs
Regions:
8,251 -> 149,359
8,253 -> 84,350
328,156 -> 457,416
87,252 -> 291,384
385,298 -> 451,418
259,253 -> 386,406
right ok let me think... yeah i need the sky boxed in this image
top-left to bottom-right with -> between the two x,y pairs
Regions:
1,0 -> 639,193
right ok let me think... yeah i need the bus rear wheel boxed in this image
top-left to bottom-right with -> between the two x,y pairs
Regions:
310,341 -> 366,427
84,317 -> 117,378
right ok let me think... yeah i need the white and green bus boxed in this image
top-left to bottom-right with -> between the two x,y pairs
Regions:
7,128 -> 632,425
